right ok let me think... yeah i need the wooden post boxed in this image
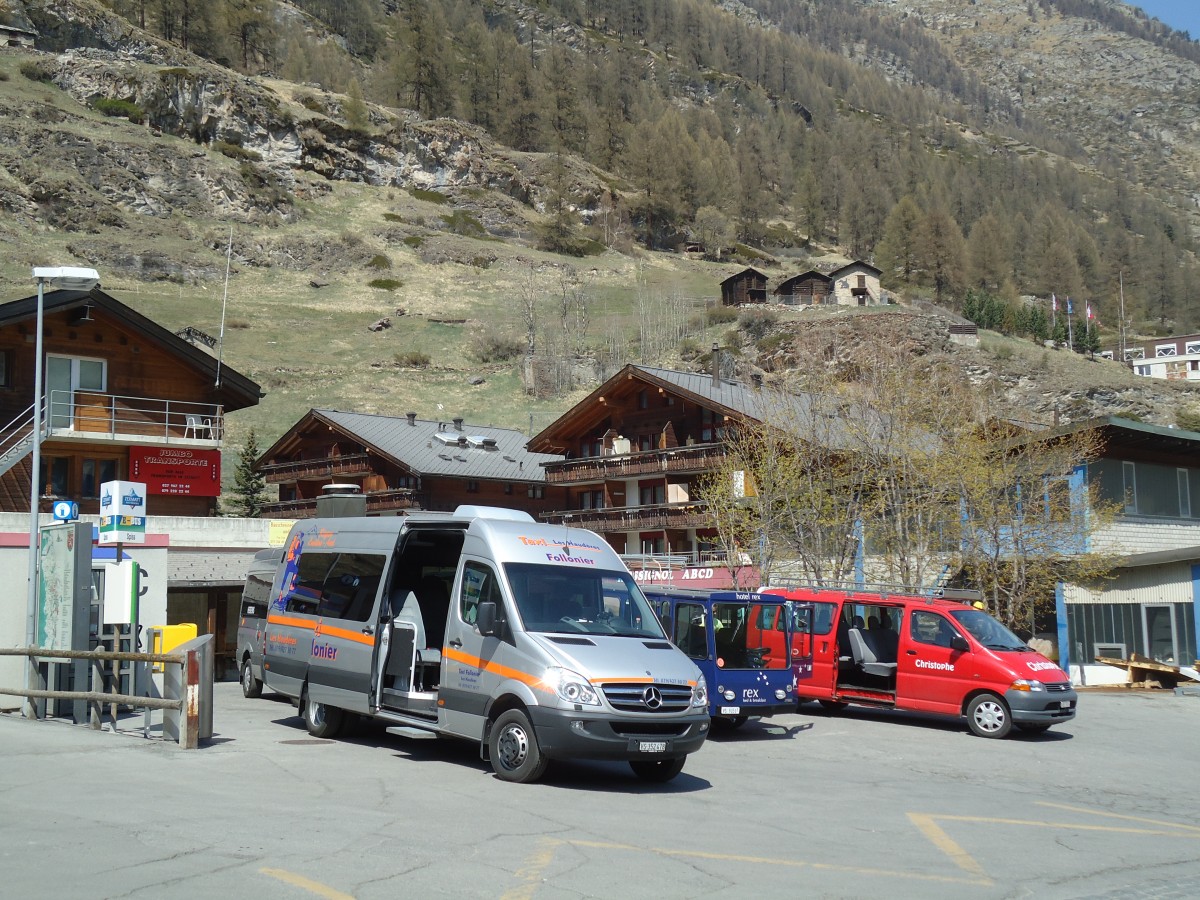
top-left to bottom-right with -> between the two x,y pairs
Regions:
90,657 -> 103,730
180,646 -> 200,750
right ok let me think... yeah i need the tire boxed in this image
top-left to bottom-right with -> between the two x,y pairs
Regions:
1017,723 -> 1052,734
966,693 -> 1012,738
489,709 -> 549,783
818,700 -> 848,712
241,658 -> 263,699
302,687 -> 345,739
630,756 -> 687,782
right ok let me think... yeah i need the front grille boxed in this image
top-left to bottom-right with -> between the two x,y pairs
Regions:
610,722 -> 692,738
601,682 -> 693,713
1045,682 -> 1072,693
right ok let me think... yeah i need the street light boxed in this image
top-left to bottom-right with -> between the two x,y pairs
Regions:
24,266 -> 100,718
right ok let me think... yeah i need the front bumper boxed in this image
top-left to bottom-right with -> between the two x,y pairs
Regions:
528,705 -> 710,761
712,701 -> 795,719
1005,686 -> 1078,724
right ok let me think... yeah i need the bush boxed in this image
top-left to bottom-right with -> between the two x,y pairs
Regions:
738,308 -> 779,341
19,61 -> 53,82
383,212 -> 404,222
470,328 -> 524,363
0,71 -> 10,82
367,253 -> 391,270
213,140 -> 261,161
93,97 -> 143,123
1176,408 -> 1200,433
368,278 -> 403,291
395,350 -> 431,368
441,210 -> 486,238
409,187 -> 450,205
403,235 -> 424,248
706,304 -> 739,325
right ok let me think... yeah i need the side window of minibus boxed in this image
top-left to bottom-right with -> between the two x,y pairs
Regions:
910,610 -> 959,648
460,561 -> 499,625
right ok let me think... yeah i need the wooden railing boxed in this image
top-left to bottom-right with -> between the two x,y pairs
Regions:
541,501 -> 712,531
0,641 -> 210,748
544,443 -> 727,484
260,488 -> 422,518
258,453 -> 373,483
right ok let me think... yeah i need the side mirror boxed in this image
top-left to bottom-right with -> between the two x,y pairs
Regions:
950,634 -> 970,653
477,601 -> 498,637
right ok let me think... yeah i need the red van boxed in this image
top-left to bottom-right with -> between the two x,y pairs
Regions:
761,587 -> 1077,738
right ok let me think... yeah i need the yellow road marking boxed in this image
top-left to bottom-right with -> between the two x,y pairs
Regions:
1035,801 -> 1200,834
906,813 -> 991,880
929,814 -> 1200,838
501,837 -> 561,900
260,867 -> 355,900
563,838 -> 991,886
910,802 -> 1200,885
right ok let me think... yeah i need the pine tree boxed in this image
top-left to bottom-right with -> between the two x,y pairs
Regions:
228,429 -> 268,518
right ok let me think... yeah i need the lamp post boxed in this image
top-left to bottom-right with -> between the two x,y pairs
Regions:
24,266 -> 100,718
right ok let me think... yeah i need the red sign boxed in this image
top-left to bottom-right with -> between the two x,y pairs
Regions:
129,446 -> 221,496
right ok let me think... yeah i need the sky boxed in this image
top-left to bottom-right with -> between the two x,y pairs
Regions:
1130,1 -> 1200,39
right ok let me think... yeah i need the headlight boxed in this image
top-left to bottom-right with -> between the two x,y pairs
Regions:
722,689 -> 736,701
692,675 -> 708,710
543,667 -> 600,706
775,689 -> 788,700
1010,679 -> 1046,692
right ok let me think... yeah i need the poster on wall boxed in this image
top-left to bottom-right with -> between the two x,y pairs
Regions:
129,446 -> 221,496
37,524 -> 78,649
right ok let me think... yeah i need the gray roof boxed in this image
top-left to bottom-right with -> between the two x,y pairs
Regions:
632,366 -> 913,454
317,409 -> 561,482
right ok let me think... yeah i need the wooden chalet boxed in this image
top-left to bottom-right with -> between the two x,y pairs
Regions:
0,287 -> 262,517
774,270 -> 832,305
256,409 -> 567,518
720,267 -> 769,305
526,354 -> 780,586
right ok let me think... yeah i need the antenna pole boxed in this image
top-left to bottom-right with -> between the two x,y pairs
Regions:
215,225 -> 232,388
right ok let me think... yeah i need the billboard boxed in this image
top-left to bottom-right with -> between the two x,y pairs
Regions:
129,446 -> 221,496
98,480 -> 147,544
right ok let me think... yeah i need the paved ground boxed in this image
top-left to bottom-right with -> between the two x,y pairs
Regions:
1,685 -> 1198,899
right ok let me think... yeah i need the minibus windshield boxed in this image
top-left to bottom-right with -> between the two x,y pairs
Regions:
948,607 -> 1030,651
504,563 -> 666,638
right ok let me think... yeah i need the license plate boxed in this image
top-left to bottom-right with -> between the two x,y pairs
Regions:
719,706 -> 740,715
1060,700 -> 1071,709
638,741 -> 667,753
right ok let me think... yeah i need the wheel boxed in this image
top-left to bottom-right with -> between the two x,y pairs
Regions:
241,658 -> 263,698
302,687 -> 345,739
966,693 -> 1012,738
489,709 -> 548,783
818,700 -> 848,712
1017,723 -> 1052,734
630,756 -> 686,782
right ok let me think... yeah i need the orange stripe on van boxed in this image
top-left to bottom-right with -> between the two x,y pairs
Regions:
268,614 -> 316,631
316,623 -> 375,646
442,646 -> 555,694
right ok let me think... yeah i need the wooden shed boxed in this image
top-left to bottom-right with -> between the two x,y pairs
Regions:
774,270 -> 832,305
720,268 -> 769,306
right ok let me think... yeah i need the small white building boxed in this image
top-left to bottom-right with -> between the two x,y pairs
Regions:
828,261 -> 883,306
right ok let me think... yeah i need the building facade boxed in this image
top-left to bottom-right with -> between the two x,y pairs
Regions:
255,409 -> 566,518
1102,332 -> 1200,382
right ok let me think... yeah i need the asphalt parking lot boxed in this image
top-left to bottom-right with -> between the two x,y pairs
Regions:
2,684 -> 1198,899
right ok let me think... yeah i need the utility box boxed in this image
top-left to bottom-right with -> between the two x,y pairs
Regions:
148,623 -> 198,673
99,559 -> 139,625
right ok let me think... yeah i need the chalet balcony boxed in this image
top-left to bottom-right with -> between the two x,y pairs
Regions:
260,488 -> 421,519
541,501 -> 712,532
545,443 -> 727,485
38,389 -> 224,447
258,453 -> 374,484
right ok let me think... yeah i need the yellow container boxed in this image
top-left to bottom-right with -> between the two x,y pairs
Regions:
149,623 -> 199,672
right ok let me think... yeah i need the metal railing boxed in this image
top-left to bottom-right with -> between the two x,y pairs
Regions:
0,641 -> 210,748
44,390 -> 224,443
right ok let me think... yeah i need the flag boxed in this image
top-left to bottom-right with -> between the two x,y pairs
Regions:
1086,303 -> 1093,320
1067,298 -> 1073,315
1051,293 -> 1057,311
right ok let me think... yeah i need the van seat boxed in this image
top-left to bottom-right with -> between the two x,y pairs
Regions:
847,628 -> 898,678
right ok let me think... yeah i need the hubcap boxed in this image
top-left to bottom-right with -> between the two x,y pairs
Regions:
497,723 -> 529,770
976,701 -> 1005,732
309,700 -> 324,727
243,665 -> 252,691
